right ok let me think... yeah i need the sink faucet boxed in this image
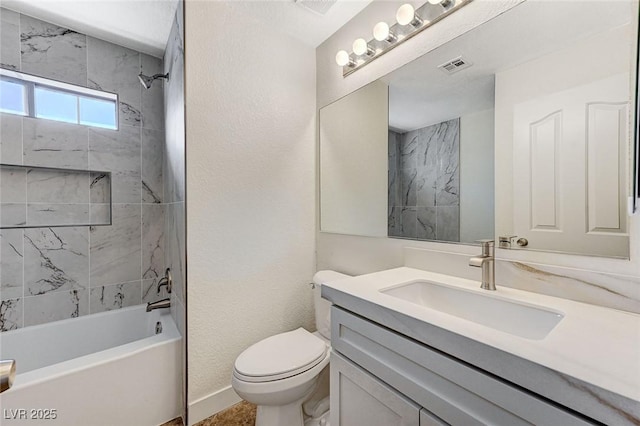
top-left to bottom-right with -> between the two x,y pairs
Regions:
146,298 -> 171,312
469,240 -> 495,291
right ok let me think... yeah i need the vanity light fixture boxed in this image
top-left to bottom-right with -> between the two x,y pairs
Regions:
335,0 -> 473,77
428,0 -> 454,7
353,38 -> 375,56
373,22 -> 397,43
335,50 -> 356,67
396,4 -> 423,27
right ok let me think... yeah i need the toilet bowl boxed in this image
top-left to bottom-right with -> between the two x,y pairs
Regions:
231,271 -> 350,426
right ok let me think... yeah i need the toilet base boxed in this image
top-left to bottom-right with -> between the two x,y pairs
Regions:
256,396 -> 306,426
304,409 -> 330,426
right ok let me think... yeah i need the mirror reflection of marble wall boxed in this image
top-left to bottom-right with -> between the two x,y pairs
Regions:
388,119 -> 460,241
319,0 -> 634,258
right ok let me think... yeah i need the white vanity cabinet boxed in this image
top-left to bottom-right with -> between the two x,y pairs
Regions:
330,306 -> 597,426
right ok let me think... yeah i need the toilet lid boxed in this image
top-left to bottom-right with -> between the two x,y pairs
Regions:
234,328 -> 327,382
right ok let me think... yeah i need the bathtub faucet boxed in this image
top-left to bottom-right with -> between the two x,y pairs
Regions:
157,268 -> 173,294
146,298 -> 171,312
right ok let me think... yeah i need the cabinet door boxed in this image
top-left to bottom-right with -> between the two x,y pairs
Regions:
420,409 -> 449,426
331,351 -> 420,426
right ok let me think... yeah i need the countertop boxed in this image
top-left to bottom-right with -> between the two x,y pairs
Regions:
322,267 -> 640,425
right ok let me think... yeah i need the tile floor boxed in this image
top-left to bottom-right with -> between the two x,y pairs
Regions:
161,401 -> 256,426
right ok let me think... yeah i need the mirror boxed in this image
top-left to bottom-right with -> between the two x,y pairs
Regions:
319,0 -> 636,258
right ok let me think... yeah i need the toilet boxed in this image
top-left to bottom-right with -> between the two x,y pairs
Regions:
231,270 -> 349,426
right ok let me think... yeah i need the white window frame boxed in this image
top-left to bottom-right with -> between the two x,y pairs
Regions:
0,68 -> 119,130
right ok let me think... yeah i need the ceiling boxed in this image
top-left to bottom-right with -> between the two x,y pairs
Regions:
232,0 -> 373,47
383,0 -> 634,132
2,0 -> 372,59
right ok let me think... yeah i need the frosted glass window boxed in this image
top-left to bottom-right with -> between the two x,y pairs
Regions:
0,80 -> 27,115
79,97 -> 117,129
34,87 -> 78,124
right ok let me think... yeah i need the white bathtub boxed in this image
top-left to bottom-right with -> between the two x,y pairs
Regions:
0,305 -> 182,425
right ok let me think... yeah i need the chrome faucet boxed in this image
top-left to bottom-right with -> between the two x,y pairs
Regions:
156,268 -> 172,294
146,298 -> 171,312
469,240 -> 495,291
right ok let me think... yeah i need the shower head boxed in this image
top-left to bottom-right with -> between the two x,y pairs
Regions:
138,73 -> 169,89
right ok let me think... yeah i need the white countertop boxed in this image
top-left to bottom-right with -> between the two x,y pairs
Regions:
324,267 -> 640,403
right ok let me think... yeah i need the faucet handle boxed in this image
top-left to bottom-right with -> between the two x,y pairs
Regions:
475,239 -> 494,255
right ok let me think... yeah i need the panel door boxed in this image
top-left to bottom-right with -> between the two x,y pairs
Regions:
512,73 -> 629,257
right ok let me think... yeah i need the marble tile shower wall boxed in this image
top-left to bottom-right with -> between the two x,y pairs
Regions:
163,6 -> 186,338
388,119 -> 460,242
0,9 -> 167,331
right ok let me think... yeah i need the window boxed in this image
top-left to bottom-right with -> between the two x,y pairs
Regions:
0,68 -> 118,130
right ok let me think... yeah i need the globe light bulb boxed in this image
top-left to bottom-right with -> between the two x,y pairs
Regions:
428,0 -> 453,7
335,50 -> 351,67
396,4 -> 415,26
373,22 -> 390,42
352,38 -> 369,56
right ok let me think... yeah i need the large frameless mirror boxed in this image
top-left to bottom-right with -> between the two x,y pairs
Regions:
319,0 -> 637,259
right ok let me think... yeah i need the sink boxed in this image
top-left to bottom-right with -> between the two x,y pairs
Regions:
380,281 -> 564,340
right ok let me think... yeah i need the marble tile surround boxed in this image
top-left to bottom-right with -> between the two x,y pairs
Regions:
0,9 -> 168,331
164,7 -> 186,345
389,119 -> 460,241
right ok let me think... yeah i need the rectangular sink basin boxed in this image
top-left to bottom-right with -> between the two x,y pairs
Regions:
380,281 -> 564,340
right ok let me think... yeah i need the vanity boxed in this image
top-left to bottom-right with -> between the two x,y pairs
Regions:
317,0 -> 640,424
322,268 -> 640,425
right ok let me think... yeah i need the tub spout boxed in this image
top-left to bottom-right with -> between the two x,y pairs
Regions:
146,298 -> 170,312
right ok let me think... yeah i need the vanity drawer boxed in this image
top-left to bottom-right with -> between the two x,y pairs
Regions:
331,306 -> 597,426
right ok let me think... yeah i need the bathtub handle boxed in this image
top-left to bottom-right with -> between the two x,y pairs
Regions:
0,359 -> 16,393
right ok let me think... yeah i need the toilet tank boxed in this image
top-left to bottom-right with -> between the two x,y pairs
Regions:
312,270 -> 351,340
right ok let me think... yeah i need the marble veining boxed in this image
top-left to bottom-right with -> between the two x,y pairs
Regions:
20,15 -> 87,86
88,125 -> 141,204
90,204 -> 142,287
142,204 -> 165,282
0,8 -> 21,71
23,289 -> 88,327
23,118 -> 88,169
89,281 -> 142,313
497,261 -> 640,314
142,129 -> 164,203
388,119 -> 460,241
24,227 -> 89,296
0,230 -> 24,300
0,203 -> 26,227
0,299 -> 23,331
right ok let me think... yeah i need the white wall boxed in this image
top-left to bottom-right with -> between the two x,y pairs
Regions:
460,109 -> 494,243
316,0 -> 640,290
185,1 -> 316,421
320,80 -> 388,237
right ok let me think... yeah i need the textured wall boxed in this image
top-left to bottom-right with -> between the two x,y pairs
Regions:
0,8 -> 167,330
316,0 -> 640,312
185,0 -> 316,408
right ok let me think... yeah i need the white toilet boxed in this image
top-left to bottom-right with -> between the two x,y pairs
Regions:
231,270 -> 349,426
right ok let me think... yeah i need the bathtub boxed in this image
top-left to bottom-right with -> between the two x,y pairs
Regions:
0,305 -> 182,426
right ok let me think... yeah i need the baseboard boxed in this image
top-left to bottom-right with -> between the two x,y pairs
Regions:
188,385 -> 242,425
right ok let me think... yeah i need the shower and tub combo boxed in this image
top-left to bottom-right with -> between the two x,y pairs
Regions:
0,304 -> 181,425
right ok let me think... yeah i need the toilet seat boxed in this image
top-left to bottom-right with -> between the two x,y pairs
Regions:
233,328 -> 328,383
